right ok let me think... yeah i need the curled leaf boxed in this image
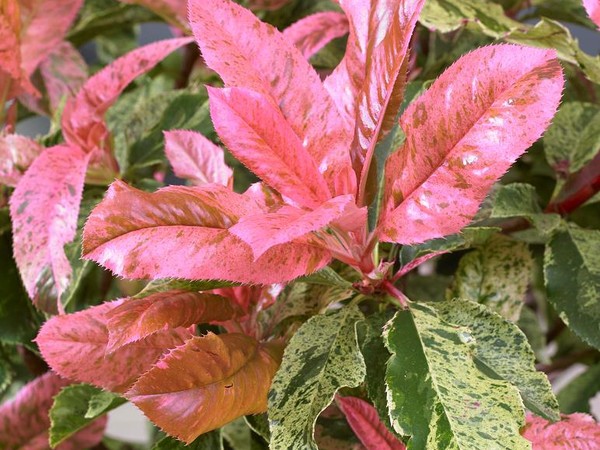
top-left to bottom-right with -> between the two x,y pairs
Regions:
283,12 -> 349,60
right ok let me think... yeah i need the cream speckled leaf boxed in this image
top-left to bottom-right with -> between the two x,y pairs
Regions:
384,303 -> 529,449
449,234 -> 533,321
435,299 -> 559,421
268,304 -> 366,450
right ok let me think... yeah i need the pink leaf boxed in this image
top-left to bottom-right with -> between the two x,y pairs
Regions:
119,0 -> 189,29
0,134 -> 43,186
583,0 -> 600,28
36,300 -> 193,393
208,86 -> 331,209
164,130 -> 233,187
18,0 -> 83,76
106,290 -> 237,352
522,413 -> 600,449
61,37 -> 192,155
337,396 -> 406,450
126,334 -> 283,442
189,0 -> 355,196
0,10 -> 37,99
283,12 -> 349,60
229,194 -> 362,259
82,181 -> 331,283
9,145 -> 90,313
0,372 -> 107,450
380,45 -> 564,244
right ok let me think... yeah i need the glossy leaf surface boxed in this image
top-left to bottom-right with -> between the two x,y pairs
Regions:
127,333 -> 283,443
83,181 -> 331,283
338,396 -> 406,450
106,290 -> 237,351
269,305 -> 366,450
164,130 -> 233,187
37,300 -> 192,392
10,145 -> 90,313
522,413 -> 600,449
385,303 -> 529,449
283,12 -> 349,60
381,45 -> 563,243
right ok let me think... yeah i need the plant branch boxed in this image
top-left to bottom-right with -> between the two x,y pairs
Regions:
536,349 -> 598,374
175,43 -> 200,89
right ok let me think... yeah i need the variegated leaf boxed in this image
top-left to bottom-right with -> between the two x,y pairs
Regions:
127,333 -> 283,443
381,45 -> 564,244
106,290 -> 237,351
10,145 -> 90,313
83,181 -> 331,283
164,130 -> 233,187
0,134 -> 43,187
36,300 -> 193,392
283,12 -> 349,60
189,0 -> 355,196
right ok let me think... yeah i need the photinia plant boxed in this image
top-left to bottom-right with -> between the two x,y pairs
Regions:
1,0 -> 600,448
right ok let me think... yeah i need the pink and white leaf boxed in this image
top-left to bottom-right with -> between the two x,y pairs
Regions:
229,194 -> 362,259
18,0 -> 83,76
61,37 -> 192,155
583,0 -> 600,28
9,145 -> 90,313
208,86 -> 331,209
0,134 -> 43,186
106,290 -> 237,352
522,413 -> 600,449
36,300 -> 193,393
337,396 -> 406,450
380,45 -> 564,244
189,0 -> 355,196
0,372 -> 107,450
83,181 -> 332,284
283,12 -> 349,60
164,130 -> 232,187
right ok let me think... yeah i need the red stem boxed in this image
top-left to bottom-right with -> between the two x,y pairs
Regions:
382,280 -> 409,309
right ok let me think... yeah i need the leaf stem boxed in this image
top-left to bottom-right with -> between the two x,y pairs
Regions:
381,280 -> 409,309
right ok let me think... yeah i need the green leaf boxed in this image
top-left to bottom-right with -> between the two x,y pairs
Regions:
49,384 -> 125,447
152,430 -> 223,450
544,224 -> 600,350
96,25 -> 139,64
268,304 -> 366,450
0,358 -> 12,395
449,235 -> 533,321
544,102 -> 600,176
419,0 -> 520,37
223,418 -> 253,450
86,391 -> 127,419
245,413 -> 270,442
133,278 -> 238,298
530,0 -> 596,28
296,266 -> 353,288
384,302 -> 529,449
0,207 -> 10,235
435,299 -> 560,421
557,363 -> 600,414
506,18 -> 600,84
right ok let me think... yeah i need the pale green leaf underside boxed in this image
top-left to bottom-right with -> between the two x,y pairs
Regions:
435,299 -> 559,421
268,305 -> 366,450
384,303 -> 529,450
449,235 -> 533,321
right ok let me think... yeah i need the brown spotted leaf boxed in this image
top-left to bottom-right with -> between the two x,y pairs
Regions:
126,333 -> 283,443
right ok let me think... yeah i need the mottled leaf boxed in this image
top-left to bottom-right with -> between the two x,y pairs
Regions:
522,413 -> 600,449
296,266 -> 354,288
127,333 -> 283,443
435,299 -> 560,421
36,300 -> 192,392
0,133 -> 43,187
269,305 -> 366,450
61,37 -> 192,155
449,234 -> 533,321
50,384 -> 121,447
83,181 -> 331,283
381,45 -> 564,244
164,130 -> 232,187
283,12 -> 349,60
557,363 -> 600,414
230,195 -> 363,259
338,396 -> 406,450
106,290 -> 237,351
189,0 -> 354,196
544,102 -> 600,176
208,86 -> 331,209
583,0 -> 600,28
544,224 -> 600,350
152,430 -> 223,450
384,303 -> 529,449
10,145 -> 90,313
0,372 -> 106,450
